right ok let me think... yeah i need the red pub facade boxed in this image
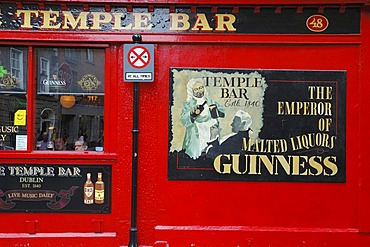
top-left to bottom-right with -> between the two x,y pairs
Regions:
0,0 -> 370,246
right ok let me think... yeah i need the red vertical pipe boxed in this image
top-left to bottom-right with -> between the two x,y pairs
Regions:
27,46 -> 34,151
359,4 -> 370,233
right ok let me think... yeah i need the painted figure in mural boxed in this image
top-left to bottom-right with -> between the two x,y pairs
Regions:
207,110 -> 253,158
181,78 -> 225,159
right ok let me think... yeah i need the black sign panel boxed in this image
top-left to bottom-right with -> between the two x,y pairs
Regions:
168,69 -> 346,182
0,164 -> 111,213
0,4 -> 360,34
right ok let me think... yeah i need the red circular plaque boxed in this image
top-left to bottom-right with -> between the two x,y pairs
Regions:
306,15 -> 329,32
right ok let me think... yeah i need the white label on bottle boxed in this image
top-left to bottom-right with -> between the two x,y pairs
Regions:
85,187 -> 93,197
84,199 -> 93,204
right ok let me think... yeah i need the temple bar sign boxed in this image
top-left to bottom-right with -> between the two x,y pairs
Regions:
0,164 -> 111,213
0,4 -> 360,34
168,69 -> 346,182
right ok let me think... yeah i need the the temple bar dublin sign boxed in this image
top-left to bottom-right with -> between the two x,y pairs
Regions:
0,164 -> 111,213
0,4 -> 360,34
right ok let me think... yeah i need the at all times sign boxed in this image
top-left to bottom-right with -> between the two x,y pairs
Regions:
124,44 -> 154,82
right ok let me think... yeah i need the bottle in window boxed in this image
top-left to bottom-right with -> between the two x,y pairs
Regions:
84,173 -> 94,204
94,172 -> 104,204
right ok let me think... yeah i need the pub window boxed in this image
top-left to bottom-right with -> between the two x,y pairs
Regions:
0,46 -> 28,150
10,48 -> 24,88
39,57 -> 50,93
86,49 -> 94,64
35,47 -> 105,152
65,48 -> 81,64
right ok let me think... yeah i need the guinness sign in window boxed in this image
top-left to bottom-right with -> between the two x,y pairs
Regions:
35,47 -> 105,152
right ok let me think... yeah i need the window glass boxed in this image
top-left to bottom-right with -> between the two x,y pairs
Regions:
0,46 -> 28,151
35,47 -> 104,151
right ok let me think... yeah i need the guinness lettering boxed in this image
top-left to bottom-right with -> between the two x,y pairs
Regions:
42,78 -> 67,87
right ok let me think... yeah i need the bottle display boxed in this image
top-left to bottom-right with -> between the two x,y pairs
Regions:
83,173 -> 94,204
94,172 -> 105,204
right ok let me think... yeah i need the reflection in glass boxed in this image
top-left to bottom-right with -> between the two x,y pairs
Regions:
35,47 -> 104,151
0,94 -> 27,150
0,46 -> 28,151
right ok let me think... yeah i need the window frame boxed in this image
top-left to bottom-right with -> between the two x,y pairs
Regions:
39,57 -> 50,93
86,49 -> 95,64
0,44 -> 111,155
10,47 -> 24,89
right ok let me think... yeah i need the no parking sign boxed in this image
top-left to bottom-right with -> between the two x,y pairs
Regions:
124,44 -> 154,82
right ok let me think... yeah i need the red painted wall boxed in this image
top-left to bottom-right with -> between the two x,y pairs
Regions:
145,43 -> 362,246
0,2 -> 369,247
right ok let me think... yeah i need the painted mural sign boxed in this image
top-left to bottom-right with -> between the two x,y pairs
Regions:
168,69 -> 346,182
0,164 -> 111,213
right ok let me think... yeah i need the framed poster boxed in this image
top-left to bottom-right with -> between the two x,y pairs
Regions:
168,68 -> 346,182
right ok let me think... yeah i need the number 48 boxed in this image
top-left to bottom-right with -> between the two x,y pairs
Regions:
306,15 -> 328,32
310,18 -> 324,28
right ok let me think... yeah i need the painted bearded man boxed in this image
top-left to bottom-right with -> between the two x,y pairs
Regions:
181,78 -> 225,159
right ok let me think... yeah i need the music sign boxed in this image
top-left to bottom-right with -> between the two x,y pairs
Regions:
124,44 -> 154,82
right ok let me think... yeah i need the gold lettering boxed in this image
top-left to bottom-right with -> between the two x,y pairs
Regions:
277,101 -> 284,115
326,86 -> 333,100
277,101 -> 332,116
311,102 -> 317,115
299,156 -> 309,175
62,12 -> 89,29
112,13 -> 132,30
232,154 -> 247,174
308,86 -> 333,100
308,156 -> 323,175
40,10 -> 61,29
212,154 -> 339,178
303,101 -> 310,115
170,13 -> 190,31
248,138 -> 287,153
91,12 -> 112,30
215,14 -> 236,32
329,135 -> 337,149
133,13 -> 152,30
13,10 -> 241,32
308,86 -> 315,99
16,10 -> 39,28
275,155 -> 291,175
323,156 -> 338,176
213,154 -> 232,174
259,155 -> 274,175
291,155 -> 301,175
191,13 -> 212,31
248,155 -> 258,175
